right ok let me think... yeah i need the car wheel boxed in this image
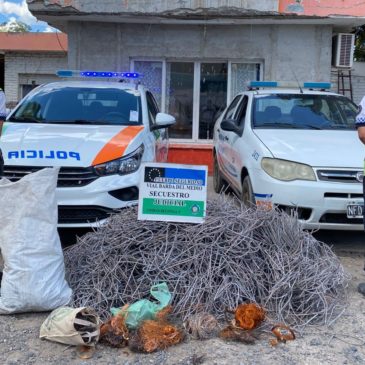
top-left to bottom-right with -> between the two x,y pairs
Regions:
241,175 -> 255,207
213,154 -> 225,193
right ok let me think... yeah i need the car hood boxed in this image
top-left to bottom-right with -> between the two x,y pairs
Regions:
0,122 -> 145,167
254,129 -> 364,168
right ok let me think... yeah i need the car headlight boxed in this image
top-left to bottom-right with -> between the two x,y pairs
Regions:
261,158 -> 316,181
94,144 -> 144,176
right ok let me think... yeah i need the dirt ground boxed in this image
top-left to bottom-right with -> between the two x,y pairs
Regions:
1,179 -> 365,364
0,236 -> 364,365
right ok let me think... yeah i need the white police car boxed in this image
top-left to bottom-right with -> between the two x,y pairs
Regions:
213,81 -> 364,231
0,70 -> 175,227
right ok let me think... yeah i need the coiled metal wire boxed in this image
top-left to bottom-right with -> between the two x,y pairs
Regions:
64,195 -> 349,330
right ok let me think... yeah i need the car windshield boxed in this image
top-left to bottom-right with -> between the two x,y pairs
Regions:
253,94 -> 358,130
9,86 -> 142,126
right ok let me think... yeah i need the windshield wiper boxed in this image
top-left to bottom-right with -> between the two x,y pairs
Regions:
255,122 -> 301,129
325,124 -> 352,129
255,122 -> 324,130
44,119 -> 141,126
8,116 -> 41,123
73,120 -> 121,125
298,124 -> 323,130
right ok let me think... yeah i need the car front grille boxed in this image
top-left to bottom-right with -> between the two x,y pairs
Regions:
276,205 -> 312,220
58,205 -> 114,224
1,165 -> 99,187
319,213 -> 363,225
317,169 -> 363,183
324,192 -> 363,199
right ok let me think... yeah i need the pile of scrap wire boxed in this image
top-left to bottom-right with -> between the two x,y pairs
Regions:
64,195 -> 349,330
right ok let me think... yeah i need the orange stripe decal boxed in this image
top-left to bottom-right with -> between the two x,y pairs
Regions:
92,126 -> 144,166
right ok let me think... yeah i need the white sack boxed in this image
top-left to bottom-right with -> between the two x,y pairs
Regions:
0,167 -> 72,313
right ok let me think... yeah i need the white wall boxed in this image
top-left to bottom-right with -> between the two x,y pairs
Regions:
66,22 -> 332,84
4,52 -> 67,104
330,63 -> 365,104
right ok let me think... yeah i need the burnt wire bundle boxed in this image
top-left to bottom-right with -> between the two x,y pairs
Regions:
64,196 -> 349,330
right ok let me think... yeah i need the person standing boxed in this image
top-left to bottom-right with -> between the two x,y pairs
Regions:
356,96 -> 365,214
0,88 -> 6,122
356,96 -> 365,296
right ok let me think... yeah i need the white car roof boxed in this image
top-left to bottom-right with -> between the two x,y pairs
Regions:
36,80 -> 146,93
245,88 -> 339,96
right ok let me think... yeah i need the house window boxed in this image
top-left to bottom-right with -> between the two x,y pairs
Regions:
21,84 -> 38,98
166,62 -> 194,139
199,63 -> 228,140
133,60 -> 163,108
230,63 -> 260,100
132,59 -> 261,141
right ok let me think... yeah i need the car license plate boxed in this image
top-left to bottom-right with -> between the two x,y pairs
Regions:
347,203 -> 364,219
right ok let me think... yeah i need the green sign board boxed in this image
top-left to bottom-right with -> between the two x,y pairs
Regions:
138,163 -> 208,223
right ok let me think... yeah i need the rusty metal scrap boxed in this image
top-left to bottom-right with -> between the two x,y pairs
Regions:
270,324 -> 296,346
219,325 -> 260,344
231,303 -> 265,330
219,303 -> 264,344
129,320 -> 184,353
100,310 -> 129,348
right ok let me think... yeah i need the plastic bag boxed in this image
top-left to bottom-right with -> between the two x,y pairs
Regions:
40,306 -> 101,346
111,282 -> 171,329
0,168 -> 72,313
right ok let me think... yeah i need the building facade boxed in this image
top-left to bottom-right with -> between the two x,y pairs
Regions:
0,33 -> 67,108
27,0 -> 365,171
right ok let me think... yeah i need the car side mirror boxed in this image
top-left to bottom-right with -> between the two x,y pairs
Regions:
153,112 -> 176,129
220,119 -> 239,133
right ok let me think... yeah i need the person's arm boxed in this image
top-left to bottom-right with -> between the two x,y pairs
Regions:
356,98 -> 365,145
358,126 -> 365,145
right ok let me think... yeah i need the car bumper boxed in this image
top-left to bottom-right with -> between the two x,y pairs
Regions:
250,168 -> 364,231
56,169 -> 140,227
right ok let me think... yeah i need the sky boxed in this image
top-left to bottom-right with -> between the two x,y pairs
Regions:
0,0 -> 56,32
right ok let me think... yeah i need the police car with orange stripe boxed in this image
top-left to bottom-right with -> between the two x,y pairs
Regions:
0,70 -> 176,226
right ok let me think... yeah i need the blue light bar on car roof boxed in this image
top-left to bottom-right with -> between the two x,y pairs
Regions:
57,70 -> 74,77
249,81 -> 332,90
250,81 -> 278,88
303,82 -> 332,90
56,70 -> 141,79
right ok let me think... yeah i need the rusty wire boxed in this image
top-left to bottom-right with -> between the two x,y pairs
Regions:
64,195 -> 349,330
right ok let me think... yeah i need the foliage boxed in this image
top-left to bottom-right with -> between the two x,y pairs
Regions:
0,20 -> 31,33
354,25 -> 365,62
